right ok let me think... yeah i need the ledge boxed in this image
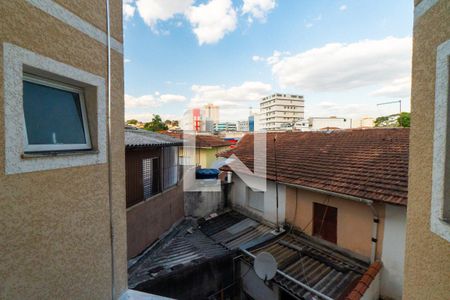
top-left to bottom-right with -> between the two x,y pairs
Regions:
21,150 -> 99,159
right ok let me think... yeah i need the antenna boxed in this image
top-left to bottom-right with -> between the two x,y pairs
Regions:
274,134 -> 279,232
254,252 -> 278,281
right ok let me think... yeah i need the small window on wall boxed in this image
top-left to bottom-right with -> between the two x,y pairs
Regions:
22,74 -> 91,152
313,203 -> 337,244
247,187 -> 264,211
142,157 -> 160,199
163,146 -> 179,189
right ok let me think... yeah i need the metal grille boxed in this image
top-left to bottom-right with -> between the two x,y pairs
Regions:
142,158 -> 156,199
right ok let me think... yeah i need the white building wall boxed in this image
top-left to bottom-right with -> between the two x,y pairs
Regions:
361,272 -> 381,300
231,175 -> 286,225
380,204 -> 407,299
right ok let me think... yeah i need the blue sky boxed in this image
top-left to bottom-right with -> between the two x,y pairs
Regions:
123,0 -> 413,122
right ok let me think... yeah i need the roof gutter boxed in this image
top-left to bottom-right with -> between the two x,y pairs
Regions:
282,182 -> 380,263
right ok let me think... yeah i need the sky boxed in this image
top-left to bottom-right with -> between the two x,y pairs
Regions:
123,0 -> 414,122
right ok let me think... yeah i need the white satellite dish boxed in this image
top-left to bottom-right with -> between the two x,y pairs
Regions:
254,252 -> 278,281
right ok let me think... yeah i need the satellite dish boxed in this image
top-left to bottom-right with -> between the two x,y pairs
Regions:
254,252 -> 277,281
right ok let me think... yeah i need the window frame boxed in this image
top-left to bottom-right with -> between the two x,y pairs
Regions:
312,202 -> 338,244
22,73 -> 92,153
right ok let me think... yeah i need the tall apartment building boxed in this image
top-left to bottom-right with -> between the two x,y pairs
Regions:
1,1 -> 127,299
260,93 -> 305,131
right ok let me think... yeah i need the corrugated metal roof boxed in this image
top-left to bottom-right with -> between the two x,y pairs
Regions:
125,128 -> 183,148
248,233 -> 369,300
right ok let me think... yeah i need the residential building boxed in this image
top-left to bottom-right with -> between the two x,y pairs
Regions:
353,116 -> 375,128
260,93 -> 305,131
214,121 -> 237,132
0,1 -> 127,299
161,132 -> 232,168
220,129 -> 409,299
237,120 -> 250,131
309,116 -> 352,130
403,0 -> 450,299
125,128 -> 184,258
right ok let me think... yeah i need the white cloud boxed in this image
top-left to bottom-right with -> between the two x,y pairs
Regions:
252,55 -> 263,62
242,0 -> 276,22
135,0 -> 193,30
305,22 -> 313,28
123,0 -> 136,21
370,76 -> 411,98
186,0 -> 237,45
125,93 -> 186,109
269,36 -> 412,96
308,101 -> 373,119
339,5 -> 347,11
125,112 -> 181,122
190,81 -> 272,107
124,58 -> 131,63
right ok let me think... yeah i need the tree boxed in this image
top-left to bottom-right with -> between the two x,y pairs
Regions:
144,115 -> 168,132
397,112 -> 411,127
126,119 -> 138,125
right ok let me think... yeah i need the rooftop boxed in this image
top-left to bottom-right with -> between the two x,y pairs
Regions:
220,128 -> 409,205
125,127 -> 183,149
160,131 -> 233,148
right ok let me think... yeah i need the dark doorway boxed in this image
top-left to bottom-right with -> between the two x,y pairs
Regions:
313,202 -> 337,244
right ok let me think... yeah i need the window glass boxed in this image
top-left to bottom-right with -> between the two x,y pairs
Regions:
23,76 -> 90,151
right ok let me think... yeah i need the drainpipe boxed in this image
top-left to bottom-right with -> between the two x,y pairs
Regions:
105,0 -> 116,298
282,182 -> 380,263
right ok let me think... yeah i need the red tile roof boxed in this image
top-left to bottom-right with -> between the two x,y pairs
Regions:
220,128 -> 409,205
345,261 -> 382,300
160,131 -> 232,148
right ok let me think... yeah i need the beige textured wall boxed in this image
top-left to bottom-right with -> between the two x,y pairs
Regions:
285,187 -> 386,259
0,1 -> 126,299
127,184 -> 185,258
404,1 -> 450,299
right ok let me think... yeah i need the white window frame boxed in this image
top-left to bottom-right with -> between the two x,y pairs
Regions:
22,73 -> 92,152
431,39 -> 450,242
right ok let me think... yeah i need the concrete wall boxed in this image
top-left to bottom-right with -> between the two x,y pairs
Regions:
0,1 -> 127,299
231,176 -> 286,225
404,0 -> 450,298
199,146 -> 230,168
380,205 -> 407,299
285,187 -> 385,260
184,191 -> 224,218
127,184 -> 185,259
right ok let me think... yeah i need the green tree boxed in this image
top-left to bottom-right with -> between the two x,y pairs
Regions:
397,112 -> 411,127
374,116 -> 393,127
144,115 -> 168,132
126,119 -> 138,125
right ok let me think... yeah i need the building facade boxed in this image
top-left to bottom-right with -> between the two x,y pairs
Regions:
0,1 -> 127,299
309,116 -> 352,130
403,0 -> 450,298
260,93 -> 305,131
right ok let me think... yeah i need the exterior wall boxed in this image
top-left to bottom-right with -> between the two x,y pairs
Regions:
0,1 -> 126,299
231,176 -> 286,225
126,184 -> 185,258
199,146 -> 229,168
240,261 -> 278,300
380,205 -> 407,299
184,191 -> 224,218
404,0 -> 450,298
360,272 -> 380,300
285,187 -> 386,260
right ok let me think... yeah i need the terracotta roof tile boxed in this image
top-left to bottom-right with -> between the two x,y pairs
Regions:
220,129 -> 409,205
345,261 -> 383,300
160,131 -> 232,148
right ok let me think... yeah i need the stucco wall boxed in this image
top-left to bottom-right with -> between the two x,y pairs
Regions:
199,146 -> 230,168
285,187 -> 385,260
231,175 -> 286,225
0,1 -> 126,299
404,0 -> 450,298
380,205 -> 407,300
127,184 -> 185,259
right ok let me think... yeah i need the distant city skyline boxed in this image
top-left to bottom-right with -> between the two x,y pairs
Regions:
123,0 -> 413,122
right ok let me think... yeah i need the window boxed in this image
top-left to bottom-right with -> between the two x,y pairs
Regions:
313,203 -> 337,244
142,157 -> 160,199
163,146 -> 179,189
431,39 -> 450,242
23,74 -> 91,152
247,187 -> 264,211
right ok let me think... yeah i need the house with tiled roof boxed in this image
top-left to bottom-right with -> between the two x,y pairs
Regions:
219,128 -> 409,299
160,131 -> 232,168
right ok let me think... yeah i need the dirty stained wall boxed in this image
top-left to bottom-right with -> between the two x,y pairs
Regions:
0,1 -> 127,299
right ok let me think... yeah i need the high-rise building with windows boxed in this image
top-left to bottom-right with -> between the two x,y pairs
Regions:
260,94 -> 305,131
